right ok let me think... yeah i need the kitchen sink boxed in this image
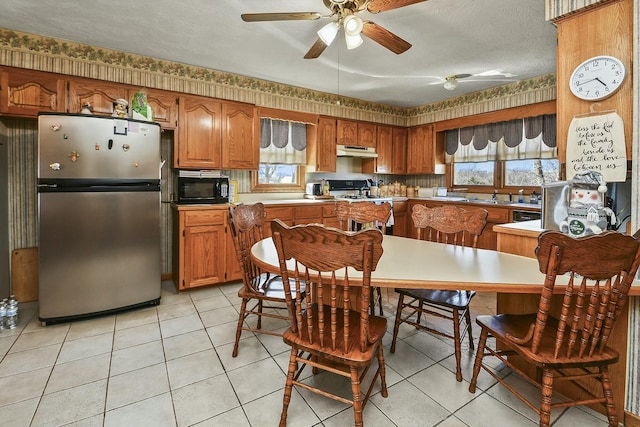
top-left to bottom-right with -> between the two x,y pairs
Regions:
472,199 -> 513,205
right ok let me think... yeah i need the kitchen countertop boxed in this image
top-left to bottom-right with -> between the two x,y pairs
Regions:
173,197 -> 541,211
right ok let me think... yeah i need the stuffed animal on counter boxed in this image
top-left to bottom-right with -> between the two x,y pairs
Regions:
560,170 -> 616,238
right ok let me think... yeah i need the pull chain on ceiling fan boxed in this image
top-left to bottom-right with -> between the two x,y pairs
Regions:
241,0 -> 429,59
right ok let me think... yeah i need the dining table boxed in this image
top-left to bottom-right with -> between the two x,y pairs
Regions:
251,232 -> 640,422
250,234 -> 640,295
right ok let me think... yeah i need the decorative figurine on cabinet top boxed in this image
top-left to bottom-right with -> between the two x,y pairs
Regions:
560,170 -> 616,238
112,98 -> 129,118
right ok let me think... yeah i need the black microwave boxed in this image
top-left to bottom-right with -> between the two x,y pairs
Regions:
176,176 -> 229,204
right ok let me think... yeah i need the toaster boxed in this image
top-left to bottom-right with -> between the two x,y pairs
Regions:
306,183 -> 322,196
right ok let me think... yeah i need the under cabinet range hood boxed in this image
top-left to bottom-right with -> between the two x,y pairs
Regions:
336,145 -> 378,158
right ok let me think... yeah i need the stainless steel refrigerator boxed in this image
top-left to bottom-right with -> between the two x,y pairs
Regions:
37,113 -> 162,325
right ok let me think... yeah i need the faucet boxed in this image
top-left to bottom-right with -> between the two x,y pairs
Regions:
492,190 -> 498,201
509,192 -> 513,203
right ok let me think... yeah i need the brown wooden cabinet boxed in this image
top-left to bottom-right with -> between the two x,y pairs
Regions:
322,203 -> 339,228
308,116 -> 336,172
134,89 -> 178,130
263,206 -> 294,239
337,119 -> 376,148
293,205 -> 323,225
364,125 -> 392,174
392,200 -> 407,237
175,97 -> 258,170
173,206 -> 241,291
357,122 -> 376,148
67,78 -> 131,116
392,127 -> 408,174
337,119 -> 358,146
175,94 -> 222,169
221,101 -> 259,170
0,68 -> 65,116
407,124 -> 434,174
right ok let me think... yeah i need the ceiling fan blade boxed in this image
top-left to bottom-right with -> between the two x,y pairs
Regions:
304,38 -> 329,59
361,21 -> 412,54
367,0 -> 428,13
241,12 -> 322,22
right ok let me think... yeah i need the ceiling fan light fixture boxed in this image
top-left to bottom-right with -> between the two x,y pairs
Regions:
345,32 -> 363,49
443,76 -> 457,90
317,22 -> 339,45
343,14 -> 363,36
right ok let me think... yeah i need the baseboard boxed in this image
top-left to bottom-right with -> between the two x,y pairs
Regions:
626,410 -> 640,427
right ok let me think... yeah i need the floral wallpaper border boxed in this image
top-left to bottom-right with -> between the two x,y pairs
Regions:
0,28 -> 555,126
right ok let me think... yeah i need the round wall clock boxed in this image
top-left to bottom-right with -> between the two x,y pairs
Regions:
569,55 -> 626,101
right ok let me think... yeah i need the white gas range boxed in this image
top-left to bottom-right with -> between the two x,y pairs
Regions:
325,179 -> 393,205
326,180 -> 394,228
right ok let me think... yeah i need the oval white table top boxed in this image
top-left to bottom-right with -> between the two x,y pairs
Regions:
252,235 -> 640,295
252,235 -> 558,294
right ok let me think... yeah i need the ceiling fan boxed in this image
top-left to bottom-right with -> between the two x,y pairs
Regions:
443,74 -> 472,90
437,71 -> 518,90
241,0 -> 428,59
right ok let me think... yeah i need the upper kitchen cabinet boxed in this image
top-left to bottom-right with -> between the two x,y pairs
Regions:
307,116 -> 336,172
392,127 -> 408,174
67,78 -> 132,115
176,94 -> 222,169
336,119 -> 376,148
0,68 -> 65,117
407,123 -> 434,174
130,89 -> 178,130
221,101 -> 259,170
337,119 -> 357,146
362,124 -> 392,174
357,121 -> 376,148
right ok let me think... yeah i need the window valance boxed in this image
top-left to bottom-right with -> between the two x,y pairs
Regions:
445,114 -> 556,163
260,118 -> 307,164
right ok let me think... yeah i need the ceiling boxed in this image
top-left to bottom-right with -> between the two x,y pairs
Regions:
0,0 -> 558,108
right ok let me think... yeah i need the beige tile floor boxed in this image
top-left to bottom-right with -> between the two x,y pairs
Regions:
0,281 -> 612,426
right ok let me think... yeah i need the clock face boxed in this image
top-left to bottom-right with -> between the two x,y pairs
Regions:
569,56 -> 626,101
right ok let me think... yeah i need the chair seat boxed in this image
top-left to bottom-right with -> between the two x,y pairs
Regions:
395,288 -> 476,309
476,313 -> 620,368
238,274 -> 305,300
283,304 -> 387,366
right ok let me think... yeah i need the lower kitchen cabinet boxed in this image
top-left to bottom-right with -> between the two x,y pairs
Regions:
172,206 -> 241,291
263,206 -> 294,238
392,201 -> 408,237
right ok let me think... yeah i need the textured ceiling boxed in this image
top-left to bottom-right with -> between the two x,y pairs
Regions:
0,0 -> 558,108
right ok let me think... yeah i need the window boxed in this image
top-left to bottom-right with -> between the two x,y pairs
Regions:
504,159 -> 560,187
453,162 -> 495,186
251,116 -> 309,192
258,164 -> 299,185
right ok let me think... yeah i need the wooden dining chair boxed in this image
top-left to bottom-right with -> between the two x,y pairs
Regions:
271,219 -> 388,427
229,203 -> 301,357
469,230 -> 640,427
390,203 -> 488,382
335,200 -> 392,316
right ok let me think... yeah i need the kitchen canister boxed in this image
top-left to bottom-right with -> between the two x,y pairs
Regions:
406,186 -> 415,197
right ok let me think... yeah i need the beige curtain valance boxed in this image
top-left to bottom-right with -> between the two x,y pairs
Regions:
260,118 -> 307,164
445,114 -> 556,163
